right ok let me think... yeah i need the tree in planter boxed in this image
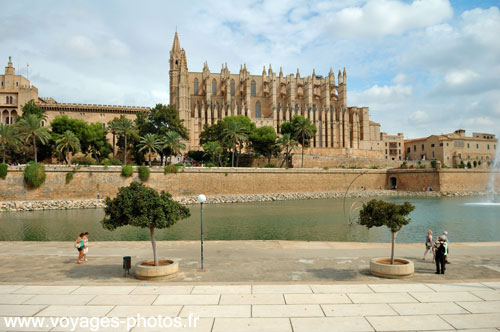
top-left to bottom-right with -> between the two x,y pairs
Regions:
359,199 -> 415,264
101,182 -> 190,266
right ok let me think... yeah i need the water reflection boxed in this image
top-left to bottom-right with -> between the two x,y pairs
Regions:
0,196 -> 498,243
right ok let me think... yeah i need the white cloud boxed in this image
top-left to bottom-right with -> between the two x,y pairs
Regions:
65,35 -> 101,58
106,39 -> 130,57
409,110 -> 429,124
354,84 -> 412,104
465,116 -> 495,127
444,70 -> 478,86
326,0 -> 453,38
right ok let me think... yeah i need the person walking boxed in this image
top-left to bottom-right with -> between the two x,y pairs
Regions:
442,231 -> 450,263
423,230 -> 434,261
82,232 -> 89,262
433,236 -> 448,274
75,233 -> 84,264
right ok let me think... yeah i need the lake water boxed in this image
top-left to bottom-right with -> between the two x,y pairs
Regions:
0,196 -> 499,243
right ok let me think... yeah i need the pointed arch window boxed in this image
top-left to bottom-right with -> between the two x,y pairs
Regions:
194,79 -> 199,95
251,80 -> 256,97
255,102 -> 261,118
212,80 -> 217,96
230,80 -> 235,96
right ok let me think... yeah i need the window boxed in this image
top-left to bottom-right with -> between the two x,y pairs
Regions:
398,143 -> 401,147
16,82 -> 18,86
230,80 -> 235,96
421,144 -> 424,150
6,96 -> 8,104
212,80 -> 217,96
467,143 -> 470,148
406,147 -> 410,153
251,80 -> 256,97
255,102 -> 261,118
413,145 -> 416,151
431,144 -> 435,147
432,151 -> 435,158
385,143 -> 387,147
487,144 -> 490,150
476,144 -> 479,149
194,79 -> 198,95
446,143 -> 449,146
440,143 -> 443,146
495,145 -> 497,150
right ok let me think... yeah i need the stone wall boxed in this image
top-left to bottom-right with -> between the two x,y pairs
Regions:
0,166 -> 498,201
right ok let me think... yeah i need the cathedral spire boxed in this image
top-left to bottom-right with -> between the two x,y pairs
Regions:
172,32 -> 181,53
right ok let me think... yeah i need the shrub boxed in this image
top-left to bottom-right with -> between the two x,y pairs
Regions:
73,155 -> 96,165
264,163 -> 277,168
121,165 -> 133,177
175,163 -> 184,167
323,166 -> 329,170
24,162 -> 46,188
431,160 -> 437,168
473,160 -> 477,168
138,166 -> 150,181
370,166 -> 379,169
400,162 -> 407,168
466,161 -> 472,169
164,164 -> 178,174
101,158 -> 122,166
417,164 -> 426,169
205,162 -> 216,167
0,163 -> 7,180
65,171 -> 74,184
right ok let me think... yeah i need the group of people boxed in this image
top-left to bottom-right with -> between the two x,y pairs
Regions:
75,232 -> 90,264
423,230 -> 449,274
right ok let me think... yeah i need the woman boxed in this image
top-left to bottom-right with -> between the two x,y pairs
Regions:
75,233 -> 84,264
83,232 -> 89,262
423,230 -> 434,261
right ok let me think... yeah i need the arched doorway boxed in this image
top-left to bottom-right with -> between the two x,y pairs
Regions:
390,177 -> 397,190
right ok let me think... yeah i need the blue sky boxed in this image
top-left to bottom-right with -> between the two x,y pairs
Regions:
1,0 -> 499,138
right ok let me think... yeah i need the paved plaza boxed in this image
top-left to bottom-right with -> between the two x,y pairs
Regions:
0,241 -> 499,331
0,282 -> 500,331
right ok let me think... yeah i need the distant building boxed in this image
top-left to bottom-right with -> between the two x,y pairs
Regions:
0,57 -> 147,128
381,132 -> 404,161
404,129 -> 498,168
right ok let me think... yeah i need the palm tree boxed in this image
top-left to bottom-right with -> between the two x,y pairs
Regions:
203,141 -> 223,166
223,121 -> 248,167
107,118 -> 120,160
0,123 -> 21,163
114,116 -> 137,165
17,114 -> 50,163
275,133 -> 298,168
293,116 -> 316,168
138,133 -> 162,166
55,130 -> 81,165
162,131 -> 186,165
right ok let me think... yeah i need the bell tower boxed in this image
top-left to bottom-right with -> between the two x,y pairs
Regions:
169,32 -> 190,126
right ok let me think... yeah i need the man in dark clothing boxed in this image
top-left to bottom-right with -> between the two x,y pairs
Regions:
434,237 -> 448,274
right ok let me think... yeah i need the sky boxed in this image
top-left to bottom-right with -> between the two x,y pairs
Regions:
1,0 -> 499,139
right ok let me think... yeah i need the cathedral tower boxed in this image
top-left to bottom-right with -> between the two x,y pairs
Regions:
169,32 -> 190,127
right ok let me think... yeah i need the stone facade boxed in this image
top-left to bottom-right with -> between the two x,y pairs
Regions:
404,129 -> 498,168
169,33 -> 395,157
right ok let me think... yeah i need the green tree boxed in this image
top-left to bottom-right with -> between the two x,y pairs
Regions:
55,130 -> 81,165
249,126 -> 278,163
359,199 -> 415,264
107,118 -> 120,160
281,115 -> 317,168
203,141 -> 223,166
162,131 -> 186,164
223,120 -> 249,167
199,121 -> 228,147
20,100 -> 46,120
101,182 -> 190,266
275,133 -> 298,168
114,116 -> 137,165
138,133 -> 162,166
143,104 -> 189,140
17,114 -> 51,162
0,123 -> 21,163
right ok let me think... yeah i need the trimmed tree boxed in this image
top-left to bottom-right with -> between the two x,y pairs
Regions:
101,182 -> 190,266
359,199 -> 415,264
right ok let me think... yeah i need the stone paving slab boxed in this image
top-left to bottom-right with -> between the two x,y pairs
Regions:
179,305 -> 251,318
106,305 -> 182,317
366,314 -> 454,331
347,292 -> 418,303
252,285 -> 312,294
456,301 -> 500,313
219,294 -> 284,305
441,313 -> 500,329
426,283 -> 492,292
0,316 -> 50,331
24,294 -> 95,305
0,294 -> 34,305
471,290 -> 500,301
131,286 -> 193,295
321,303 -> 397,316
290,317 -> 374,332
153,295 -> 220,305
389,302 -> 469,315
252,304 -> 324,317
410,291 -> 484,302
284,293 -> 351,304
211,318 -> 291,332
14,286 -> 79,295
0,304 -> 46,316
130,318 -> 213,331
0,285 -> 23,294
36,305 -> 113,317
310,284 -> 373,293
368,283 -> 433,293
72,286 -> 137,295
192,285 -> 251,295
88,295 -> 157,306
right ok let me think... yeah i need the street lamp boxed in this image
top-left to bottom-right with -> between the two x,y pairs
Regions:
197,194 -> 207,270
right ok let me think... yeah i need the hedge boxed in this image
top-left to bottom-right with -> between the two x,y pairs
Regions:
121,165 -> 133,177
138,166 -> 150,181
0,163 -> 7,179
24,162 -> 46,188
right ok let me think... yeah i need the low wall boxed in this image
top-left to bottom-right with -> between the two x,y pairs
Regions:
0,166 -> 498,201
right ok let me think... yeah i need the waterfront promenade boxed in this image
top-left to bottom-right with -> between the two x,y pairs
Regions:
1,241 -> 499,331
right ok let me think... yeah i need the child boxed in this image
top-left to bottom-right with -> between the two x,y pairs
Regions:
83,232 -> 89,262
